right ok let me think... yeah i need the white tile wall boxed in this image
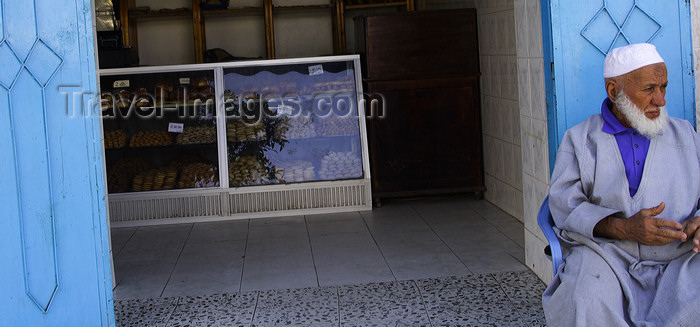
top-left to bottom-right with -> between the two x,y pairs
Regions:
514,0 -> 529,57
517,58 -> 532,117
480,55 -> 492,94
529,59 -> 546,121
505,57 -> 518,100
509,100 -> 522,146
509,142 -> 523,189
532,119 -> 550,184
482,136 -> 493,176
472,1 -> 523,223
526,0 -> 543,57
515,0 -> 550,283
514,147 -> 524,190
525,230 -> 553,282
520,116 -> 534,177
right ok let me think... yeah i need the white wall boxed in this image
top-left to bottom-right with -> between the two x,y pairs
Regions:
513,0 -> 551,283
132,0 -> 195,65
475,1 -> 523,223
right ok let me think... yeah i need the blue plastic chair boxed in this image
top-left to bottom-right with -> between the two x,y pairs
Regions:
537,195 -> 563,276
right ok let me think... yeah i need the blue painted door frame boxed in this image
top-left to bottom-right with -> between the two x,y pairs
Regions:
0,0 -> 115,325
541,0 -> 695,171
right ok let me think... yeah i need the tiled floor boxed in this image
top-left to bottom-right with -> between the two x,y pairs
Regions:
111,195 -> 547,326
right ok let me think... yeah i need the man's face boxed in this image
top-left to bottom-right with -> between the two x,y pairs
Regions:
619,62 -> 668,120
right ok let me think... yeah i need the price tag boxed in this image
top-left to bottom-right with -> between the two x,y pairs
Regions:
308,64 -> 324,76
168,122 -> 184,133
179,78 -> 190,84
113,80 -> 130,88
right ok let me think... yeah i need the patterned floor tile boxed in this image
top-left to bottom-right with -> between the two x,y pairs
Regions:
339,280 -> 431,327
114,297 -> 178,327
421,281 -> 522,326
166,292 -> 257,327
491,270 -> 547,326
251,286 -> 339,326
414,273 -> 495,292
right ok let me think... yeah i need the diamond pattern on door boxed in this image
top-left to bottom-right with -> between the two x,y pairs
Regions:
581,0 -> 662,54
0,41 -> 22,88
25,40 -> 63,86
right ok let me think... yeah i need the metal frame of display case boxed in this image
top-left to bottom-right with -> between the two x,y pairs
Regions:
100,55 -> 372,227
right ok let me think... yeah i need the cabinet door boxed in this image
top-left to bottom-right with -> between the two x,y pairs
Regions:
367,79 -> 484,196
357,9 -> 479,80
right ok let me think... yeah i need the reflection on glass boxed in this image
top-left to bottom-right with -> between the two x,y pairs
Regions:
224,61 -> 363,186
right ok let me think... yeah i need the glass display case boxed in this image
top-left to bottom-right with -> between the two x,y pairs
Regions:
222,61 -> 363,187
99,55 -> 371,226
100,68 -> 220,194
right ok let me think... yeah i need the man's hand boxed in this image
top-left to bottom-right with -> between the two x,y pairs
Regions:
594,202 -> 688,245
681,216 -> 700,253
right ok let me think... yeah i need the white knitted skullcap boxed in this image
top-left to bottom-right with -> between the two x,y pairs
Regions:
603,43 -> 665,78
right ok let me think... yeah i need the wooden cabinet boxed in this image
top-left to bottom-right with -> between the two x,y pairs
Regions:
355,9 -> 485,202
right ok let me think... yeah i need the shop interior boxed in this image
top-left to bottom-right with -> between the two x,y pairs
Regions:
98,0 -> 547,324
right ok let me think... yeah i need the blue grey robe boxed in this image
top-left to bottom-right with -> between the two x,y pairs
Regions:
543,113 -> 700,326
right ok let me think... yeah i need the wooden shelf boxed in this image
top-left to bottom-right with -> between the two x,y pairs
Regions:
274,5 -> 332,12
202,7 -> 264,16
118,0 -> 414,63
345,1 -> 409,10
129,10 -> 192,20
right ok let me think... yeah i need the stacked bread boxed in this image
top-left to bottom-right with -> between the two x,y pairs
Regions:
316,116 -> 358,136
283,116 -> 317,139
131,167 -> 179,191
104,130 -> 129,149
226,121 -> 266,142
276,160 -> 315,183
129,130 -> 173,147
100,92 -> 113,109
176,125 -> 217,144
318,151 -> 362,180
107,156 -> 152,193
229,156 -> 270,186
272,117 -> 290,140
177,163 -> 218,188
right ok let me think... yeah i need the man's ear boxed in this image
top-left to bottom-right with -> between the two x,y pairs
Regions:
606,79 -> 620,103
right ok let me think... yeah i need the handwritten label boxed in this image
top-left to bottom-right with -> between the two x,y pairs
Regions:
308,65 -> 324,76
168,122 -> 184,133
113,80 -> 130,88
179,78 -> 190,84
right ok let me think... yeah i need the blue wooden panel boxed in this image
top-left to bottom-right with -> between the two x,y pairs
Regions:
0,0 -> 115,325
0,82 -> 28,322
3,0 -> 36,60
10,68 -> 59,311
0,42 -> 21,87
544,0 -> 694,171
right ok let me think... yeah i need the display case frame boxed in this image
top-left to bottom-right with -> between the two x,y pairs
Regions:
100,55 -> 372,227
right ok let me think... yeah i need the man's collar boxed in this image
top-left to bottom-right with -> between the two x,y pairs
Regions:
601,98 -> 632,135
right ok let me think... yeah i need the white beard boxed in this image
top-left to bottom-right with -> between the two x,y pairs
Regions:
615,92 -> 668,139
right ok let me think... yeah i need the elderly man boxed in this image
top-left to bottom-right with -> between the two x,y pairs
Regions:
543,43 -> 700,326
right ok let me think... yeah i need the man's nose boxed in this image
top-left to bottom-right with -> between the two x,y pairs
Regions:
651,89 -> 666,107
